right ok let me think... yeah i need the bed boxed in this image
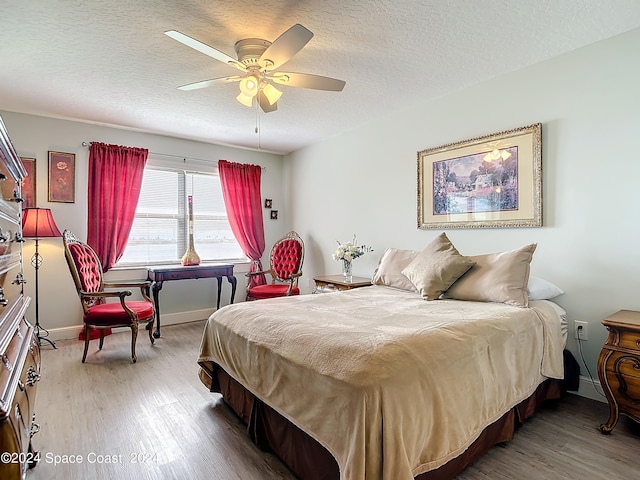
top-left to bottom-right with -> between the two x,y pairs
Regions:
197,236 -> 568,479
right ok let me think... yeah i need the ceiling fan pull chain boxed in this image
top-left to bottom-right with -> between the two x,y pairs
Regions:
255,100 -> 261,150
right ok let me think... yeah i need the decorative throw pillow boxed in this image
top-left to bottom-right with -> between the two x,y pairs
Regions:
401,233 -> 475,300
527,276 -> 564,300
445,243 -> 537,307
372,248 -> 418,292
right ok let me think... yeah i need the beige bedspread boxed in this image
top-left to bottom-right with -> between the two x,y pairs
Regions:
198,286 -> 564,480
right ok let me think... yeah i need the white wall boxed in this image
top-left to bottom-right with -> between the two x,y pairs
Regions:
1,112 -> 286,340
285,28 -> 640,400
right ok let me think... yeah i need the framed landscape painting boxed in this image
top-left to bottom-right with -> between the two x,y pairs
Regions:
417,123 -> 542,229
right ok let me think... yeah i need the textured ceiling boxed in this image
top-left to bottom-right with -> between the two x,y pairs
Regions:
1,1 -> 639,154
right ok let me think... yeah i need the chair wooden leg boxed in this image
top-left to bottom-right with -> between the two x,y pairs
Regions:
130,322 -> 138,363
147,320 -> 155,345
99,330 -> 105,350
82,326 -> 90,363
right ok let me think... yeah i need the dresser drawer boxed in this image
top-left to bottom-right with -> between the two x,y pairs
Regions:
0,209 -> 22,308
1,303 -> 36,411
18,327 -> 40,424
0,383 -> 33,479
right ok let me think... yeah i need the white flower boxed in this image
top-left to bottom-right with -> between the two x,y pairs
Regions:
333,235 -> 373,262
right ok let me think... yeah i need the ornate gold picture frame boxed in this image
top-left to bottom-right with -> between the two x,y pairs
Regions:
417,123 -> 542,229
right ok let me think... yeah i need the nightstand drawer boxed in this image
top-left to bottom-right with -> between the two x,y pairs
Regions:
315,283 -> 339,293
313,275 -> 371,293
604,368 -> 640,409
616,330 -> 640,352
604,351 -> 640,379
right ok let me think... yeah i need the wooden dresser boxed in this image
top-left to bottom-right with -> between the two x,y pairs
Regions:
597,309 -> 640,434
0,114 -> 40,478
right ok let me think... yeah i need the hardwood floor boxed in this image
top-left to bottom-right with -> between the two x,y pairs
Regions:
27,321 -> 639,480
457,391 -> 640,480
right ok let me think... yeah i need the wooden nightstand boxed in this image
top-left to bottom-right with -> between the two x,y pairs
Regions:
313,275 -> 371,293
597,309 -> 640,434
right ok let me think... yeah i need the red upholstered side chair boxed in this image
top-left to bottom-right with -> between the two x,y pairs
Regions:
246,231 -> 305,300
62,230 -> 155,363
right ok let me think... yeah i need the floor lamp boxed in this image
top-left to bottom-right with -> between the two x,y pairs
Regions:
21,208 -> 62,349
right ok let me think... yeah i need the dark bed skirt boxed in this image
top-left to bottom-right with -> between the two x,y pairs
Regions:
199,363 -> 563,480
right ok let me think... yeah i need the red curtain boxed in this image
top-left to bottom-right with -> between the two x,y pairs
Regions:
218,160 -> 266,286
87,142 -> 148,272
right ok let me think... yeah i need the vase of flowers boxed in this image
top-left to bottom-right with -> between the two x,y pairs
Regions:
332,235 -> 372,282
341,259 -> 353,281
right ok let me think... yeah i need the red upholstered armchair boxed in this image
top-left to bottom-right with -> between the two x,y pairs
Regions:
246,230 -> 305,300
62,230 -> 155,363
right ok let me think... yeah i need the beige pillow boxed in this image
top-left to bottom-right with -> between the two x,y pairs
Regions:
372,248 -> 418,291
445,243 -> 537,307
401,233 -> 475,300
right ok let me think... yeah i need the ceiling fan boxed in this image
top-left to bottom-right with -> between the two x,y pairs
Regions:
165,24 -> 346,113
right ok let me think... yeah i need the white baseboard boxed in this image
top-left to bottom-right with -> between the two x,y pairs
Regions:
576,375 -> 607,403
41,308 -> 215,342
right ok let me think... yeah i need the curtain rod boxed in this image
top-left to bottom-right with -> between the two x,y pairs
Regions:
81,142 -> 266,170
81,141 -> 217,164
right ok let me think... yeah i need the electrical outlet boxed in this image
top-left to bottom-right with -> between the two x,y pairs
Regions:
574,321 -> 589,341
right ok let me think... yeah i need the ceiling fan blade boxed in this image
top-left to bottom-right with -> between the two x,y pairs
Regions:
258,91 -> 278,113
178,76 -> 243,91
259,24 -> 313,70
165,30 -> 246,72
269,72 -> 346,91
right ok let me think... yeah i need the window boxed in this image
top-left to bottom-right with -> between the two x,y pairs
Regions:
118,165 -> 244,265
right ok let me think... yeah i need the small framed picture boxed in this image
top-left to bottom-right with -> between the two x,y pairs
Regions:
264,198 -> 273,208
21,157 -> 36,208
48,151 -> 75,203
270,210 -> 278,220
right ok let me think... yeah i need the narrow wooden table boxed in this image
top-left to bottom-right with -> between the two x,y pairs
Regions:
313,274 -> 372,293
146,264 -> 237,338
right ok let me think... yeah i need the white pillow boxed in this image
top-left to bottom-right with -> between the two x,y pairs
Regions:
445,243 -> 537,307
371,248 -> 418,292
527,276 -> 564,300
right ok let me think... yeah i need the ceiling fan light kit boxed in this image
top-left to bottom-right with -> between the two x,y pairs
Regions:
236,92 -> 254,107
260,82 -> 282,105
239,75 -> 259,96
166,24 -> 345,113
